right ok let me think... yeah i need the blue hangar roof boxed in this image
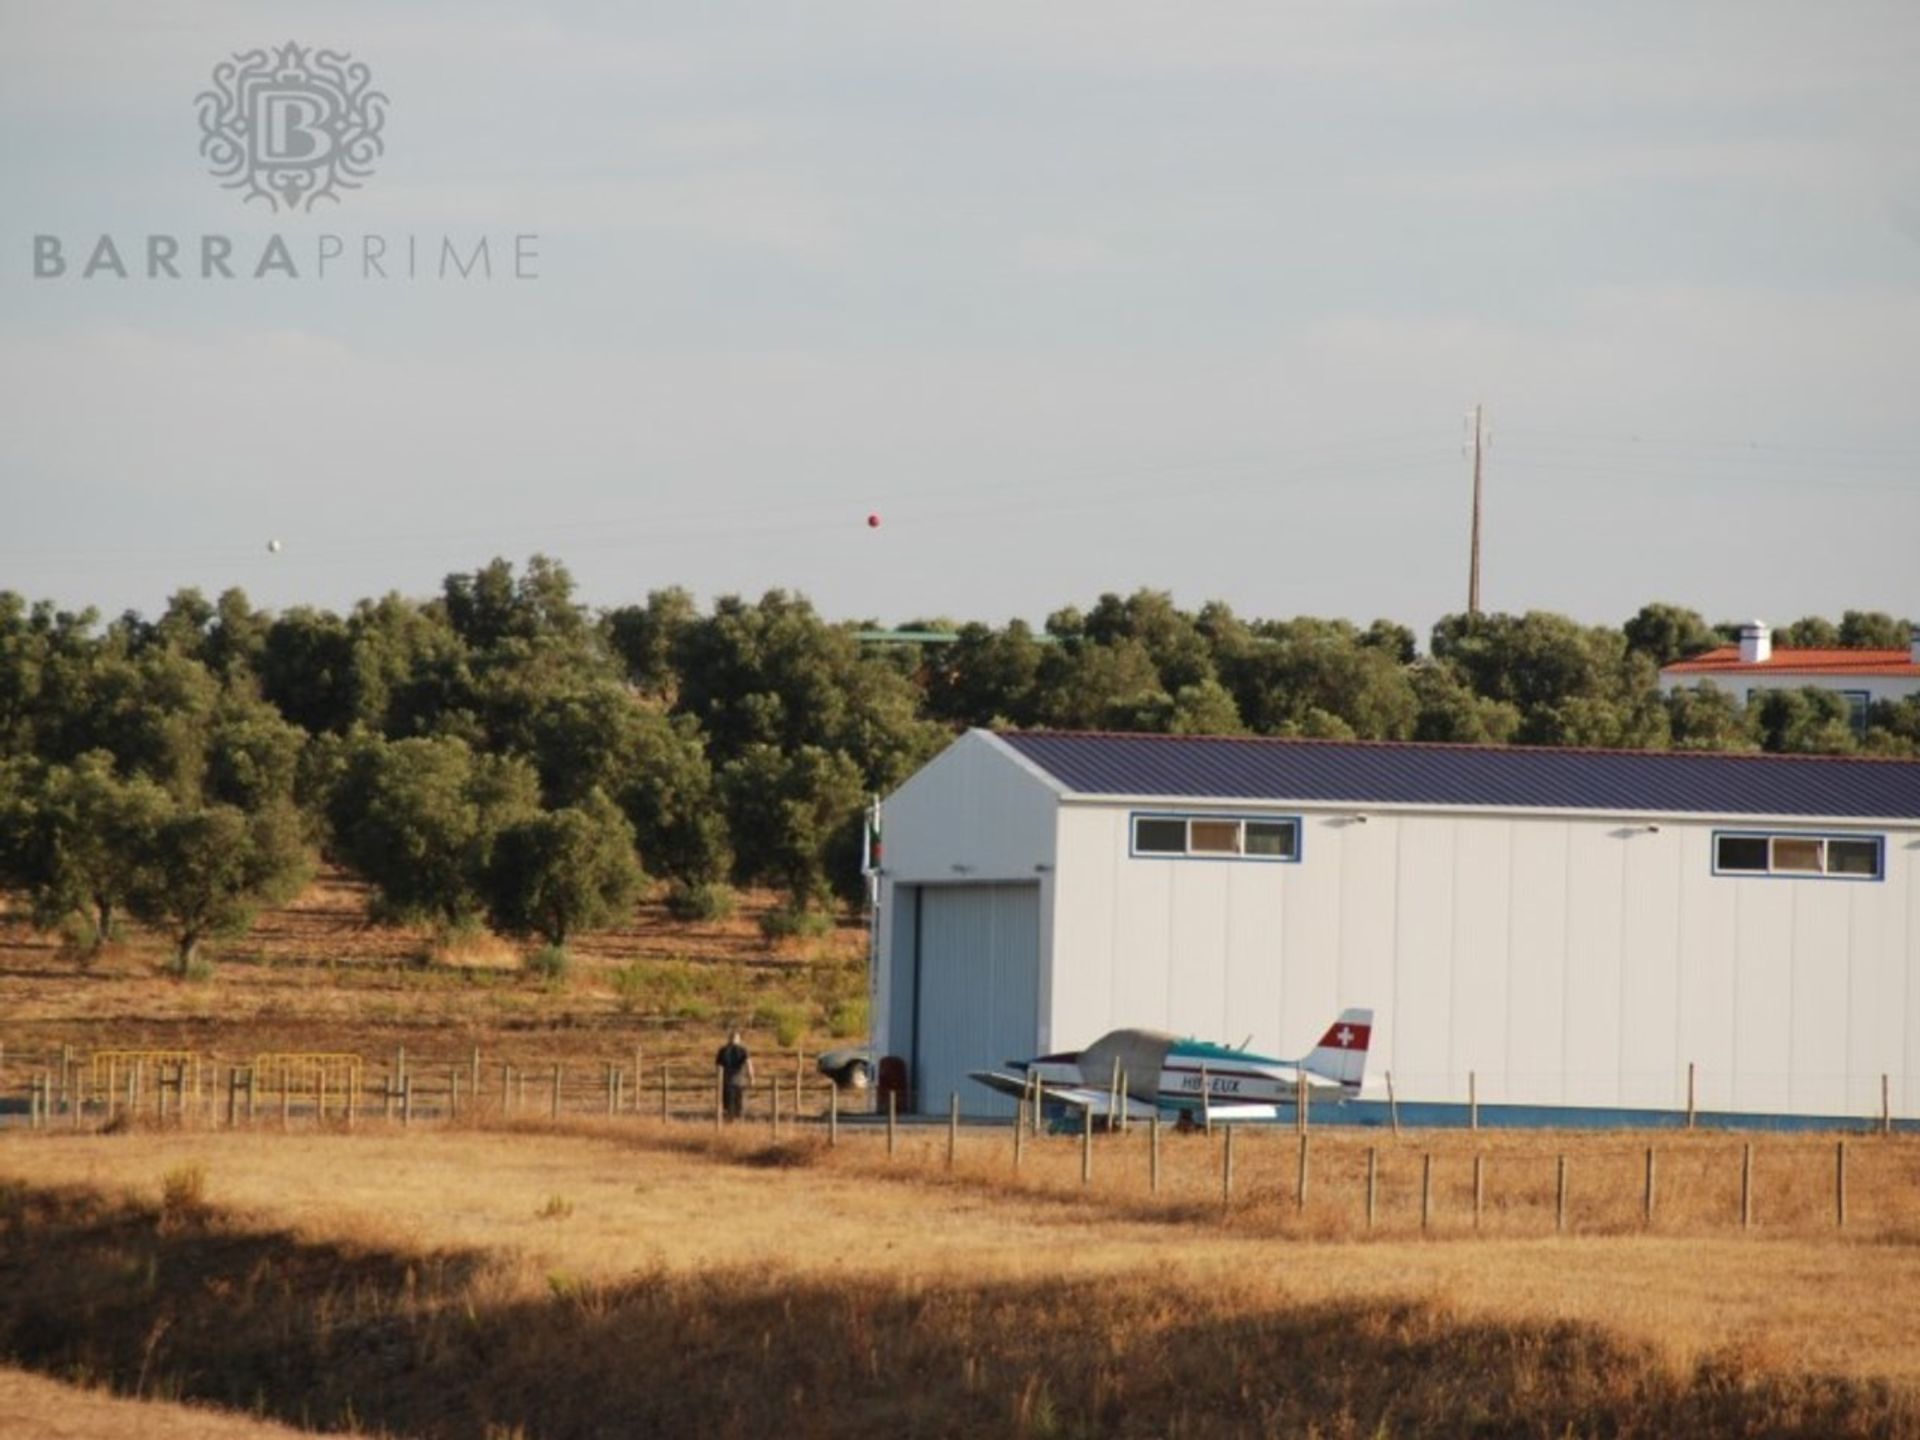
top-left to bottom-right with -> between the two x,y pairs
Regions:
992,730 -> 1920,821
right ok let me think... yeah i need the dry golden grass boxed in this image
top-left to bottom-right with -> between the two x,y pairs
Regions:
0,1365 -> 334,1439
5,1120 -> 1920,1436
8,878 -> 1920,1433
0,870 -> 866,1099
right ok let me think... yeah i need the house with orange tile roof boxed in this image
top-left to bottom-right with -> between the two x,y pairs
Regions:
1659,622 -> 1920,733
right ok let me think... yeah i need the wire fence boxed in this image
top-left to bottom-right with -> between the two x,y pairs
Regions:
6,1043 -> 1920,1239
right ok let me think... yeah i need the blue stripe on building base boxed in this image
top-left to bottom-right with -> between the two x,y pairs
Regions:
1329,1099 -> 1916,1134
1035,1098 -> 1917,1134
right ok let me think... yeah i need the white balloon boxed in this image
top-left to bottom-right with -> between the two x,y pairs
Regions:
267,539 -> 283,553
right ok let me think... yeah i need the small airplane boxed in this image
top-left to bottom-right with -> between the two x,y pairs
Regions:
970,1009 -> 1374,1125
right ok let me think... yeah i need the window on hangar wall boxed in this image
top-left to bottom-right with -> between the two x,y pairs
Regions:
1131,813 -> 1300,862
1713,831 -> 1884,880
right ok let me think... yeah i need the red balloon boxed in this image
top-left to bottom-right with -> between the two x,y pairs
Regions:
866,513 -> 881,528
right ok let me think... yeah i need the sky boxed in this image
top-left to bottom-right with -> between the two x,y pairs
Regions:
2,1 -> 1916,642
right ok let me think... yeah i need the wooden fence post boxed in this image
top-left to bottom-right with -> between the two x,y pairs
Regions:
606,1065 -> 617,1118
886,1089 -> 897,1158
1081,1104 -> 1094,1186
1686,1062 -> 1697,1130
1299,1074 -> 1310,1134
1387,1071 -> 1400,1137
1221,1125 -> 1235,1204
401,1074 -> 413,1127
551,1065 -> 562,1121
1032,1074 -> 1044,1135
226,1066 -> 239,1128
279,1065 -> 291,1131
501,1063 -> 512,1117
1473,1153 -> 1484,1230
1421,1152 -> 1433,1231
1296,1133 -> 1309,1210
1644,1146 -> 1656,1227
1366,1147 -> 1378,1230
450,1066 -> 461,1121
1740,1143 -> 1753,1230
471,1046 -> 481,1104
948,1091 -> 959,1169
1836,1139 -> 1847,1229
1556,1155 -> 1568,1234
246,1065 -> 256,1123
1149,1112 -> 1160,1194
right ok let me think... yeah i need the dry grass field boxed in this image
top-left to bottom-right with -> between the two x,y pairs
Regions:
4,1119 -> 1920,1437
0,870 -> 869,1103
6,878 -> 1920,1436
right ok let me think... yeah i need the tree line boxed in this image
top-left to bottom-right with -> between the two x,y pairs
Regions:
1,557 -> 1913,972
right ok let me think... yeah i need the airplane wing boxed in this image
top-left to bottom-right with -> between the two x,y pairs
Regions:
968,1069 -> 1032,1101
971,1072 -> 1156,1120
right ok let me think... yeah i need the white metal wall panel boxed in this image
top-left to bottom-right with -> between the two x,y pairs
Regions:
1166,863 -> 1232,1042
1280,823 -> 1341,1049
1619,830 -> 1682,1108
1450,819 -> 1512,1103
914,883 -> 1039,1118
1733,882 -> 1795,1113
1562,826 -> 1625,1107
1843,888 -> 1891,1118
1506,821 -> 1569,1105
1676,835 -> 1739,1113
1112,833 -> 1175,1037
1392,818 -> 1454,1096
1791,883 -> 1851,1114
1908,841 -> 1920,1115
1337,818 -> 1398,1073
1227,861 -> 1286,1053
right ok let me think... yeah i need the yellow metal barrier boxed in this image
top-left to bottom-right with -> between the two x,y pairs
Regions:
253,1052 -> 363,1121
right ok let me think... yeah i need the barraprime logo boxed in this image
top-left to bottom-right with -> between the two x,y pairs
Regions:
29,41 -> 537,282
197,43 -> 388,212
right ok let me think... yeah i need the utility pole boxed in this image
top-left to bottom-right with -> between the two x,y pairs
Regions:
1466,403 -> 1489,618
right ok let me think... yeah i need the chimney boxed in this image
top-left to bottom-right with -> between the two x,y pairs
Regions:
1738,621 -> 1772,665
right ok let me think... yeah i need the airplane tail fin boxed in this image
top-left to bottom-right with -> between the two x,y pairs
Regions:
1302,1008 -> 1373,1091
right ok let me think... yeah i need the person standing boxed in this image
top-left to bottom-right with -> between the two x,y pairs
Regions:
715,1028 -> 753,1121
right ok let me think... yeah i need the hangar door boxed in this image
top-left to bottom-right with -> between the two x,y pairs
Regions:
914,883 -> 1039,1118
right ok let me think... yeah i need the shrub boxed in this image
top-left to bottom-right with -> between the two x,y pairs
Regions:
827,996 -> 868,1039
755,1000 -> 808,1048
526,944 -> 570,982
758,906 -> 833,943
665,881 -> 736,922
182,956 -> 216,983
159,1163 -> 207,1224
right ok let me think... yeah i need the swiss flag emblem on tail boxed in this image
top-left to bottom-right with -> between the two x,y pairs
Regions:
1316,1018 -> 1371,1052
1303,1007 -> 1374,1090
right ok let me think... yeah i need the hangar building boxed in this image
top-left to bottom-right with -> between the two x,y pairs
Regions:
872,729 -> 1920,1125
